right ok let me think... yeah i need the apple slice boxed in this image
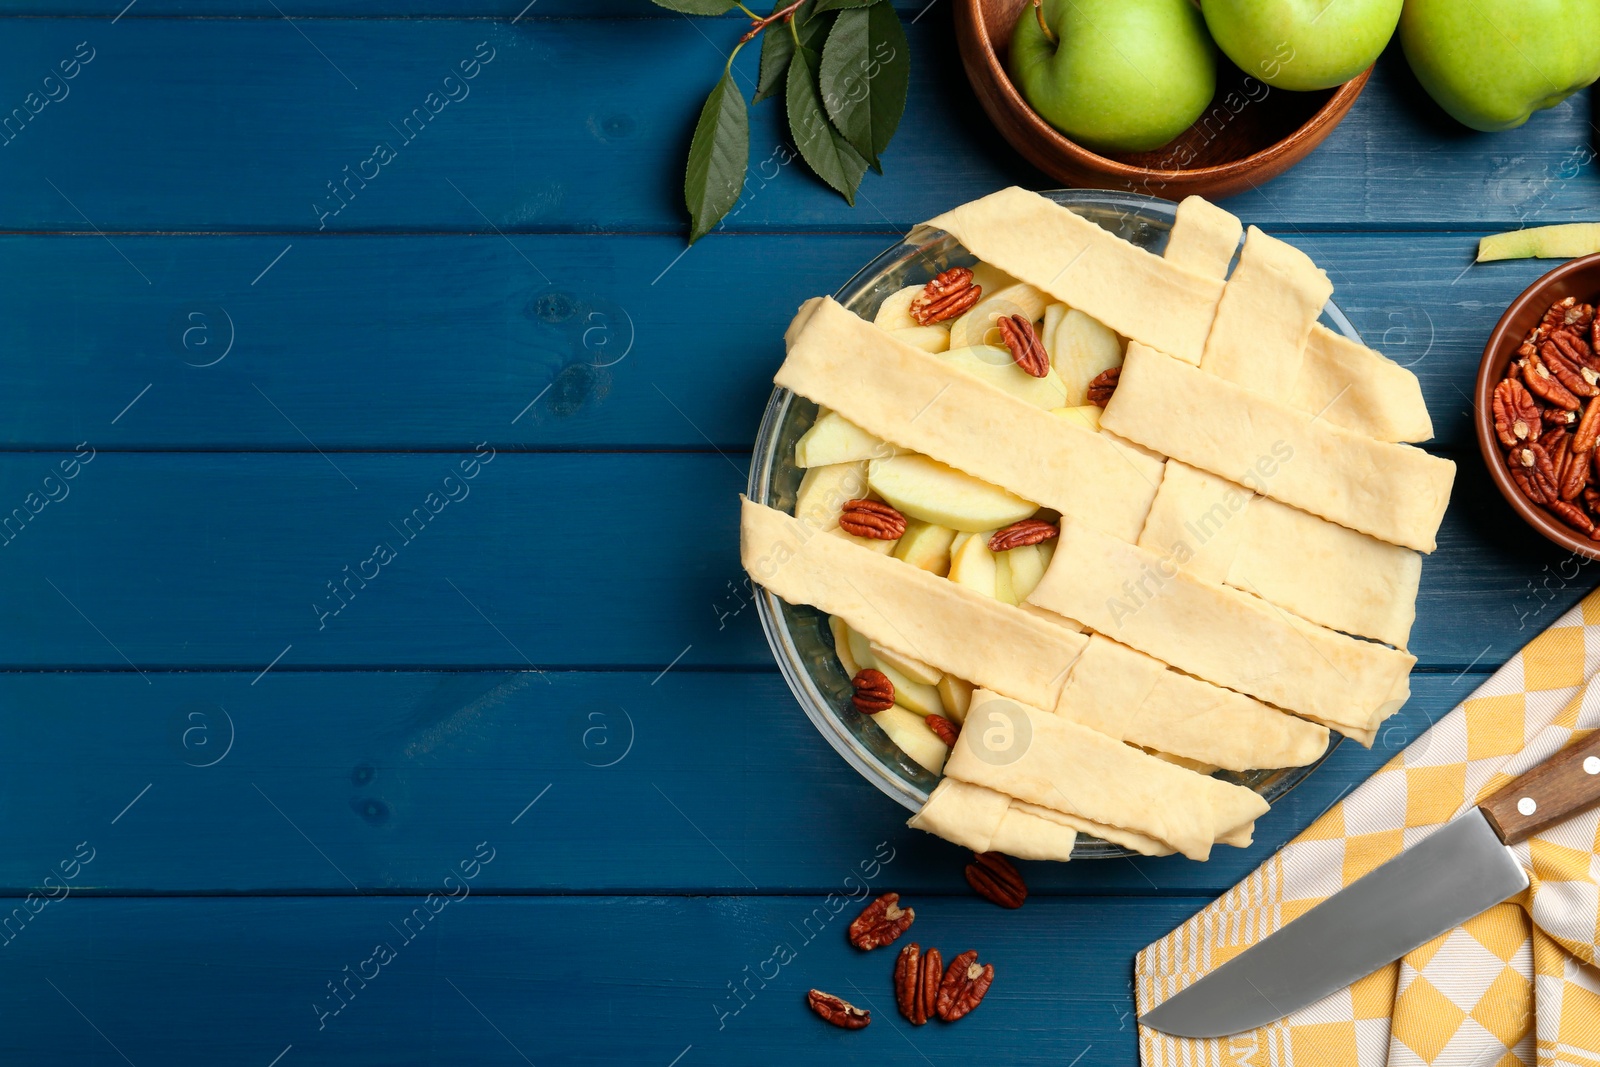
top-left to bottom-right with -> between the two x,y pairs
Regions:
1479,223 -> 1600,262
1049,404 -> 1103,432
948,282 -> 1050,349
794,411 -> 903,467
1003,542 -> 1050,602
868,454 -> 1037,532
1048,308 -> 1124,406
936,675 -> 974,723
893,520 -> 957,576
970,260 -> 1020,297
947,534 -> 998,598
794,461 -> 869,532
829,615 -> 862,677
993,549 -> 1018,605
890,325 -> 952,353
868,640 -> 943,685
845,628 -> 942,714
934,346 -> 1070,408
873,284 -> 925,330
873,705 -> 949,774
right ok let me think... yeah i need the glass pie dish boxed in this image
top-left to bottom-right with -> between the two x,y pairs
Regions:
747,189 -> 1351,857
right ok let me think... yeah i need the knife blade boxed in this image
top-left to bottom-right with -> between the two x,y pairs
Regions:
1139,726 -> 1600,1039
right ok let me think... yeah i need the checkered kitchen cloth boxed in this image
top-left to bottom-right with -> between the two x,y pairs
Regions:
1138,587 -> 1600,1067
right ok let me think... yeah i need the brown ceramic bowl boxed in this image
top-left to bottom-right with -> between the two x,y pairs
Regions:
954,0 -> 1370,199
1475,254 -> 1600,560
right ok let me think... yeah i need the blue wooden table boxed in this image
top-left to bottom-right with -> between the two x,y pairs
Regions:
0,2 -> 1595,1063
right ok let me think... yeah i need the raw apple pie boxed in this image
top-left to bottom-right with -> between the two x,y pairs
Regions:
741,188 -> 1454,862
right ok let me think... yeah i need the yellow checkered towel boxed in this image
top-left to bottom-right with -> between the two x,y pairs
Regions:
1138,588 -> 1600,1067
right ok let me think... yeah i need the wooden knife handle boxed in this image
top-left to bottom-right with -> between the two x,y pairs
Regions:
1479,729 -> 1600,845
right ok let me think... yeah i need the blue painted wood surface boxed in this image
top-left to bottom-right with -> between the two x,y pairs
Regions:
0,2 -> 1595,1063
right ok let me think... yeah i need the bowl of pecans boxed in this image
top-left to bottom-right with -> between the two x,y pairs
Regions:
1478,254 -> 1600,557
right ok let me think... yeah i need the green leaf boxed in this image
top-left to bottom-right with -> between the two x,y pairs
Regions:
818,4 -> 909,172
683,71 -> 749,243
813,0 -> 881,10
650,0 -> 741,13
786,42 -> 868,206
755,0 -> 825,104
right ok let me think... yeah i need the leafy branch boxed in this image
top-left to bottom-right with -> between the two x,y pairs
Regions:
654,0 -> 911,242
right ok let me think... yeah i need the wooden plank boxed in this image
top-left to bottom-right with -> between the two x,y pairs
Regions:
11,1 -> 933,14
0,894 -> 1169,1064
0,232 -> 1546,451
0,668 -> 1483,893
0,22 -> 1590,231
0,451 -> 1583,670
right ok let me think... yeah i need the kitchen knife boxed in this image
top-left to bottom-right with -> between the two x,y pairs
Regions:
1139,728 -> 1600,1039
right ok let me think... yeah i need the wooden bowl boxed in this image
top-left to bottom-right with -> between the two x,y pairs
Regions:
954,0 -> 1370,199
1475,254 -> 1600,560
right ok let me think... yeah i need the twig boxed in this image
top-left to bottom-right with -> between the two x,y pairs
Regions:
740,0 -> 805,44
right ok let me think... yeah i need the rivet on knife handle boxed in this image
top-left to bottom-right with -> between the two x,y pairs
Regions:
1478,728 -> 1600,845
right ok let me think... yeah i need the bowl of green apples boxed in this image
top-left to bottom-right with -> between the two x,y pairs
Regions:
954,0 -> 1387,199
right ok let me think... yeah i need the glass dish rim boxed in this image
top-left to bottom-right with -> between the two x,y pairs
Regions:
747,188 -> 1356,856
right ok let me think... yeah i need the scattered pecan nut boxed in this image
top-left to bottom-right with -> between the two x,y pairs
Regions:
1493,379 -> 1540,448
807,989 -> 870,1030
909,267 -> 982,326
848,892 -> 914,951
935,950 -> 995,1022
893,942 -> 942,1026
925,714 -> 959,748
838,499 -> 907,540
997,314 -> 1049,377
1086,366 -> 1121,407
964,852 -> 1027,909
989,519 -> 1059,552
851,668 -> 894,714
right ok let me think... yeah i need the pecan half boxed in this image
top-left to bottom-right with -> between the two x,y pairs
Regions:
1540,296 -> 1594,338
1541,341 -> 1600,397
964,852 -> 1027,909
848,892 -> 914,951
935,950 -> 995,1022
807,989 -> 870,1030
1527,441 -> 1561,500
851,668 -> 894,713
909,267 -> 982,326
997,314 -> 1049,377
1546,407 -> 1578,430
925,714 -> 959,748
839,499 -> 907,540
1511,466 -> 1544,506
893,942 -> 941,1026
1562,447 -> 1590,501
1549,328 -> 1599,372
1086,366 -> 1121,407
1551,498 -> 1596,535
1493,379 -> 1541,448
1577,399 -> 1600,454
989,519 -> 1059,552
1523,351 -> 1582,410
1584,487 -> 1600,514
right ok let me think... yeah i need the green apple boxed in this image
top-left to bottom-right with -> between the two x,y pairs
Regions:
868,455 -> 1038,532
1010,0 -> 1217,153
1400,0 -> 1600,131
873,285 -> 924,330
1200,0 -> 1401,92
947,534 -> 999,597
794,461 -> 868,531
